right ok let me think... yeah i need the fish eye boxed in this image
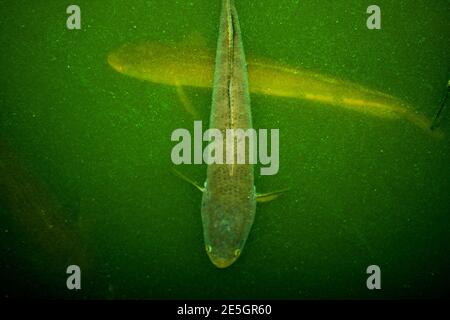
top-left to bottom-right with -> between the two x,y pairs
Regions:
205,245 -> 212,253
234,249 -> 241,257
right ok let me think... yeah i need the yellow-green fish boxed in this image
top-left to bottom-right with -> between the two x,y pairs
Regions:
108,35 -> 443,139
172,0 -> 286,268
199,0 -> 255,268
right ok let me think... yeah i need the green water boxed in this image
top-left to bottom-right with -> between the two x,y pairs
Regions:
0,0 -> 449,299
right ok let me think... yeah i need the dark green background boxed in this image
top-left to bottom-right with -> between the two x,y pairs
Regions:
0,0 -> 449,299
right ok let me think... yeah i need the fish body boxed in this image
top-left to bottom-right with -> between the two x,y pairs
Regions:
108,39 -> 443,138
200,0 -> 255,268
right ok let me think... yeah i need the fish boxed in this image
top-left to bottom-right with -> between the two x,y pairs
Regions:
107,33 -> 444,139
172,0 -> 285,268
201,0 -> 255,268
0,137 -> 89,271
191,0 -> 288,268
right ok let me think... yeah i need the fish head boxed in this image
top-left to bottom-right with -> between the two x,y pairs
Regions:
107,42 -> 167,81
107,41 -> 214,87
205,242 -> 242,269
201,192 -> 256,269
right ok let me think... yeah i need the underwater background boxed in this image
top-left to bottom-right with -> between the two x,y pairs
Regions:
0,0 -> 449,299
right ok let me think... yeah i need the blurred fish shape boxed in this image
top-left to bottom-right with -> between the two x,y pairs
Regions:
0,138 -> 89,273
108,38 -> 444,138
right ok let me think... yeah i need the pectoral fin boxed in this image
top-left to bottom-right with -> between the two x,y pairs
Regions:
172,168 -> 205,193
430,80 -> 449,130
256,188 -> 289,203
175,83 -> 200,119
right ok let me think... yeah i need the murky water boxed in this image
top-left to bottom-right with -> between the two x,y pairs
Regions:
0,0 -> 449,299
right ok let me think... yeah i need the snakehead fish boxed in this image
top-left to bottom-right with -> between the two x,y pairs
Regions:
201,0 -> 255,268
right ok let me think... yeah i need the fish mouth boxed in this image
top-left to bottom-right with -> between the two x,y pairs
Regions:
208,255 -> 238,269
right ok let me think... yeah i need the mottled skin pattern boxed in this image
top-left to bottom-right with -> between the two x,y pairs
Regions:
201,0 -> 255,268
